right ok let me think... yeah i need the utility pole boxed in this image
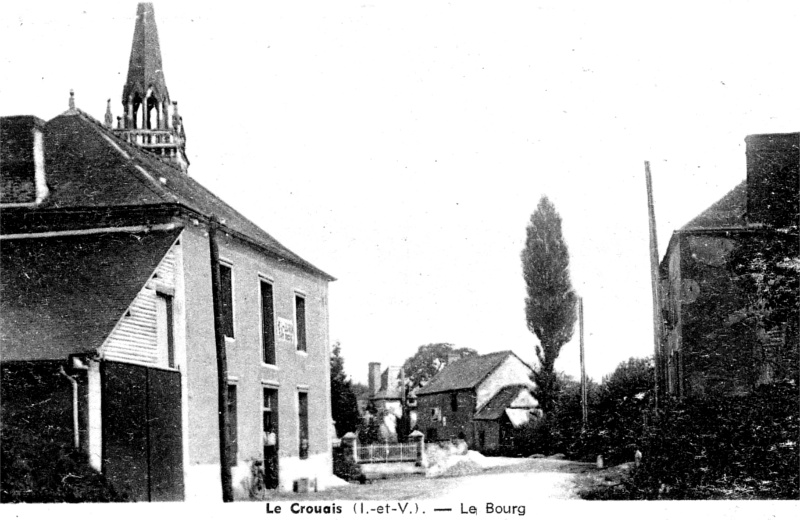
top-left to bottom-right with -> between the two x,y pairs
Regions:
645,161 -> 662,412
579,297 -> 588,427
209,216 -> 233,502
400,367 -> 408,438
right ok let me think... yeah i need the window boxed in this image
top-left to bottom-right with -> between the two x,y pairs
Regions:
450,392 -> 458,412
263,388 -> 279,489
219,264 -> 234,338
156,292 -> 175,368
431,407 -> 441,421
261,280 -> 276,364
295,294 -> 306,352
298,391 -> 309,459
227,384 -> 237,467
263,388 -> 278,441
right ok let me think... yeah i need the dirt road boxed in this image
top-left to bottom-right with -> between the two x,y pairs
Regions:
267,457 -> 594,502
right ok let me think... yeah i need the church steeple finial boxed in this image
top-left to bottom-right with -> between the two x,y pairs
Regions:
104,99 -> 113,128
114,3 -> 189,173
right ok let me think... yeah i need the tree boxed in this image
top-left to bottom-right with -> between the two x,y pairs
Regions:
521,196 -> 577,415
401,343 -> 478,389
330,341 -> 361,437
600,356 -> 654,403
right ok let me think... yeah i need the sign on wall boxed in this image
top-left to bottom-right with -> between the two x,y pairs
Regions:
277,317 -> 294,342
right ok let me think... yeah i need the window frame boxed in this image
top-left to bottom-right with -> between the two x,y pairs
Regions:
259,277 -> 276,366
156,290 -> 175,368
218,262 -> 235,339
263,386 -> 279,446
298,390 -> 309,459
294,293 -> 307,353
226,383 -> 238,467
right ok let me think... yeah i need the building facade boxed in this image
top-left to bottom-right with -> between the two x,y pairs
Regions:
658,132 -> 799,397
1,3 -> 335,501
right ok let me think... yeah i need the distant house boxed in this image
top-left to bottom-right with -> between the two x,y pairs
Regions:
366,363 -> 415,442
473,384 -> 539,453
1,4 -> 335,501
658,132 -> 799,397
414,351 -> 538,452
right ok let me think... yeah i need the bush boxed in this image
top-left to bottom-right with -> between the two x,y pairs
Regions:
584,382 -> 799,500
1,362 -> 125,502
332,446 -> 363,482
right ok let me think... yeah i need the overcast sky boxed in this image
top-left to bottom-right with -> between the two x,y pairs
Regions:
2,1 -> 798,384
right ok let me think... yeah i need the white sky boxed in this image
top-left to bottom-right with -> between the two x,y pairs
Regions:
2,0 -> 798,385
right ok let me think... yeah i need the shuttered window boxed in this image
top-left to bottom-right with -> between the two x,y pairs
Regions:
261,281 -> 276,364
298,391 -> 309,459
295,295 -> 306,352
227,384 -> 237,467
219,264 -> 234,338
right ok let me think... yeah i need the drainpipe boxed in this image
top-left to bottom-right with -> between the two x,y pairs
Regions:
59,366 -> 80,449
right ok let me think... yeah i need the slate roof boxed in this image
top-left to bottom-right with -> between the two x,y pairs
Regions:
22,109 -> 333,280
473,385 -> 533,421
415,351 -> 517,396
680,180 -> 747,231
0,229 -> 181,361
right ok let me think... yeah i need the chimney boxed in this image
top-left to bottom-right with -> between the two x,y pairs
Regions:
447,353 -> 461,365
0,116 -> 48,206
368,362 -> 381,398
745,133 -> 800,228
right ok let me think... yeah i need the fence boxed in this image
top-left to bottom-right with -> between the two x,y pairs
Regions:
356,442 -> 418,464
341,431 -> 425,466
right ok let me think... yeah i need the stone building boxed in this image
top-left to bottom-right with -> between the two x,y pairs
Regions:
658,132 -> 799,397
414,351 -> 538,452
1,3 -> 335,501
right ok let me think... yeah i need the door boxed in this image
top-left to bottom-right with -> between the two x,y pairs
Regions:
102,361 -> 184,501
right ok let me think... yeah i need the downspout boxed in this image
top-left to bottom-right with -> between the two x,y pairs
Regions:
59,366 -> 80,449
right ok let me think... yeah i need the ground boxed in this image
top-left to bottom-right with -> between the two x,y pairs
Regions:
264,457 -> 596,502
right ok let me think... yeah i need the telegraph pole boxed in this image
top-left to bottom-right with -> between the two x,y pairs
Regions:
579,297 -> 588,427
645,161 -> 662,412
209,216 -> 233,502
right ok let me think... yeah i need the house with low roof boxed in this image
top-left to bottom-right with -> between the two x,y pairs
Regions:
1,3 -> 335,502
473,384 -> 540,453
414,351 -> 538,452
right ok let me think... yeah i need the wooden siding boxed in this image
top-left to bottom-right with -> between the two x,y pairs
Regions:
102,245 -> 177,366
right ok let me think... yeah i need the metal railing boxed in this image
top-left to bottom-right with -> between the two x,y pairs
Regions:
356,442 -> 418,464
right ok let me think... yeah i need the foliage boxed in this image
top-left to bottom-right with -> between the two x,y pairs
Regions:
507,372 -> 595,457
401,343 -> 477,389
584,357 -> 653,465
332,446 -> 364,482
728,232 -> 799,386
583,383 -> 799,500
357,404 -> 382,445
1,362 -> 125,503
521,196 -> 577,414
330,341 -> 362,437
512,359 -> 653,465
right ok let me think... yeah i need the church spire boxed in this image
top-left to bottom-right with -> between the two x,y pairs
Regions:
122,2 -> 169,126
114,3 -> 189,172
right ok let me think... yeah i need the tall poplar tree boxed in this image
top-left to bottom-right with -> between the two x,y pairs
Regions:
521,196 -> 577,414
330,341 -> 361,437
